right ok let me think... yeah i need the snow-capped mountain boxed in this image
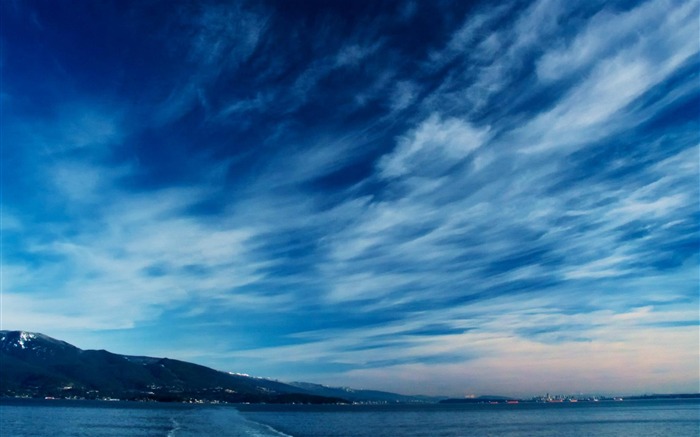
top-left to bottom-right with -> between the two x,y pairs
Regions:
1,330 -> 79,357
0,330 -> 344,404
0,330 -> 437,404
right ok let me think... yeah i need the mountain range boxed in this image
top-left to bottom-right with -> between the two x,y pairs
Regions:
0,330 -> 437,404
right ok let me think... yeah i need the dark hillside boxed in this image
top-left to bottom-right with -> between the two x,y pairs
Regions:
0,330 -> 346,404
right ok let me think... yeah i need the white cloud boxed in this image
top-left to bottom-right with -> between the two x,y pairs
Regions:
3,180 -> 280,331
61,111 -> 121,151
334,42 -> 382,68
537,0 -> 699,82
379,115 -> 489,178
268,1 -> 699,394
4,0 -> 697,396
424,0 -> 571,115
14,105 -> 124,157
389,81 -> 418,112
200,283 -> 698,395
429,3 -> 512,67
563,254 -> 635,280
188,4 -> 265,67
154,3 -> 268,125
519,0 -> 699,153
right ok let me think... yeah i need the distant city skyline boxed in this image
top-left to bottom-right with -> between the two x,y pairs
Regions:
1,0 -> 698,397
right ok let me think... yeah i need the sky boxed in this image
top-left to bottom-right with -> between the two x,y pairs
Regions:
1,0 -> 698,398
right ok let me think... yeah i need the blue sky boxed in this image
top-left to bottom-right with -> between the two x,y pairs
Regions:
1,0 -> 698,397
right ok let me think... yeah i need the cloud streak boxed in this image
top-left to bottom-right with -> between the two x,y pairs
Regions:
2,0 -> 698,396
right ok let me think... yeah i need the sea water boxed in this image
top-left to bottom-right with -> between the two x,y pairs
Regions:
0,399 -> 289,437
238,401 -> 700,437
1,398 -> 698,437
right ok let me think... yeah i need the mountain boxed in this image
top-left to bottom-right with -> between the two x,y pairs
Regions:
0,330 -> 346,404
288,381 -> 444,403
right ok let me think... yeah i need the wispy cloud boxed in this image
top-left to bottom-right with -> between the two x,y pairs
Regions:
379,115 -> 489,179
2,0 -> 697,396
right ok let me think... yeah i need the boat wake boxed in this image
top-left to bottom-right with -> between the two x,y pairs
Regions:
239,416 -> 295,437
166,417 -> 181,437
160,406 -> 294,437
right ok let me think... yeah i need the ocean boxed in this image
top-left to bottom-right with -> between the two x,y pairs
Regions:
1,398 -> 698,437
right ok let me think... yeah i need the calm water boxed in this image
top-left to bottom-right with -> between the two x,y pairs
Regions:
1,398 -> 698,437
